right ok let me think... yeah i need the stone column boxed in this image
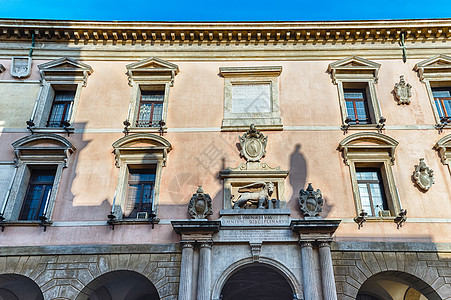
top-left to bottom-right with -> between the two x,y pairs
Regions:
197,242 -> 212,300
319,242 -> 337,300
178,242 -> 195,300
300,241 -> 319,300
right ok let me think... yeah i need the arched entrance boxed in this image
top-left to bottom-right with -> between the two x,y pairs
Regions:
76,270 -> 160,300
0,273 -> 43,300
356,271 -> 441,300
220,264 -> 295,300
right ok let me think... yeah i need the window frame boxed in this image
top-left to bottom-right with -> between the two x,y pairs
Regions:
135,88 -> 165,128
112,133 -> 172,220
47,89 -> 76,128
219,66 -> 283,131
31,57 -> 92,133
126,57 -> 179,134
339,132 -> 401,219
328,56 -> 383,130
4,134 -> 74,223
124,166 -> 156,218
415,54 -> 451,126
344,88 -> 371,124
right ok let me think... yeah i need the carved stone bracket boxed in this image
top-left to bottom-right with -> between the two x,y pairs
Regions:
188,186 -> 213,219
299,183 -> 323,217
414,158 -> 434,191
394,75 -> 412,105
249,242 -> 262,262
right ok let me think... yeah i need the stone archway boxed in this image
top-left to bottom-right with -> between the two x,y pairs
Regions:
219,263 -> 295,300
0,273 -> 43,300
356,271 -> 441,300
75,270 -> 160,300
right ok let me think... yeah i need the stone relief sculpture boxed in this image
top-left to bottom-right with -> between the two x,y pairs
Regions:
239,124 -> 268,162
394,75 -> 412,105
188,186 -> 213,219
414,158 -> 434,191
10,57 -> 32,78
232,182 -> 274,209
299,183 -> 323,217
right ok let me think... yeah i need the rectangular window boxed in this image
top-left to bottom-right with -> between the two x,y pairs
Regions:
19,168 -> 56,220
47,90 -> 76,127
432,87 -> 451,122
356,168 -> 388,217
136,90 -> 164,128
125,166 -> 156,218
344,89 -> 370,124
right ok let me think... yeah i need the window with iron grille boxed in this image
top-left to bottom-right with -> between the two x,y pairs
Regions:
136,90 -> 164,128
356,168 -> 388,217
125,166 -> 156,218
432,87 -> 451,122
344,89 -> 370,124
19,168 -> 56,221
47,90 -> 76,127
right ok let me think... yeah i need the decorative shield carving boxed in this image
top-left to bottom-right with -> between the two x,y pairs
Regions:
11,57 -> 32,78
188,186 -> 213,219
414,158 -> 434,191
394,75 -> 412,105
239,124 -> 267,162
299,183 -> 323,217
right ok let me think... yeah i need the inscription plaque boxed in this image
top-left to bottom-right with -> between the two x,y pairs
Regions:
232,84 -> 271,113
221,213 -> 291,227
215,228 -> 297,242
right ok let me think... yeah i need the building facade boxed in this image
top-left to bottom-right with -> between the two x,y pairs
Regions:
0,19 -> 450,300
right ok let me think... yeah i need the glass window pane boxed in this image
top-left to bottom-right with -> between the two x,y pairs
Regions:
435,100 -> 445,117
54,91 -> 75,102
151,103 -> 163,126
48,103 -> 66,127
432,90 -> 451,98
141,91 -> 164,101
344,92 -> 364,99
444,100 -> 451,116
346,101 -> 356,120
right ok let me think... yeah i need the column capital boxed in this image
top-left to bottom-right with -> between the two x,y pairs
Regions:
181,241 -> 195,249
199,241 -> 213,249
318,241 -> 332,248
300,241 -> 313,248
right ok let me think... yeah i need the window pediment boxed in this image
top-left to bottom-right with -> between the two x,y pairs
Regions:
38,57 -> 93,86
328,56 -> 381,84
338,132 -> 398,165
12,133 -> 75,167
112,133 -> 172,167
435,134 -> 451,165
414,54 -> 451,82
126,57 -> 179,86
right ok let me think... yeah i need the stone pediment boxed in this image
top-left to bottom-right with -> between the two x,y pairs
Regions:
12,133 -> 75,167
112,133 -> 172,167
38,57 -> 93,85
126,57 -> 179,86
414,54 -> 451,81
338,132 -> 398,165
328,56 -> 381,83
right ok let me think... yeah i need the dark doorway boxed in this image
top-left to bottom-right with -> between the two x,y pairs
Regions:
220,264 -> 294,300
0,274 -> 43,300
76,270 -> 160,300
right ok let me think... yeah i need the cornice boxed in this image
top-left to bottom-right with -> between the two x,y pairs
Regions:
0,19 -> 450,44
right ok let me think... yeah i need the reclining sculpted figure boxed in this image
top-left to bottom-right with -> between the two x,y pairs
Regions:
232,182 -> 275,209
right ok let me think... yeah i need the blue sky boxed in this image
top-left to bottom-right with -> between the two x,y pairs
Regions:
1,0 -> 451,21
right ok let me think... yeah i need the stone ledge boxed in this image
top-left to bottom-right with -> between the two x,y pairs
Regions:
332,241 -> 451,252
0,243 -> 181,256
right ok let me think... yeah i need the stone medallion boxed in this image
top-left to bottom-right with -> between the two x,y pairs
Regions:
239,124 -> 268,162
414,158 -> 434,191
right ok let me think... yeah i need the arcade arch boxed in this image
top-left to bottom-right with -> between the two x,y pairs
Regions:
75,270 -> 160,300
0,273 -> 43,300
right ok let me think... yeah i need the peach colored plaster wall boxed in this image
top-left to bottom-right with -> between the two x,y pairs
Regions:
0,59 -> 450,246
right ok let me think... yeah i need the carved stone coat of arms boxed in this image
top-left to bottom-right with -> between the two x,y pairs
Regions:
394,75 -> 412,105
414,158 -> 434,191
239,124 -> 268,162
10,57 -> 32,78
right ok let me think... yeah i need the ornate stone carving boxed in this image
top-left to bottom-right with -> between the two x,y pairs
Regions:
394,75 -> 412,105
299,183 -> 323,217
414,158 -> 434,191
11,57 -> 32,78
232,182 -> 274,209
239,124 -> 268,162
249,242 -> 262,262
188,186 -> 213,219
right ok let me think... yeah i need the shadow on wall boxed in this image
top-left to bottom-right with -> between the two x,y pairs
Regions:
289,144 -> 307,207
